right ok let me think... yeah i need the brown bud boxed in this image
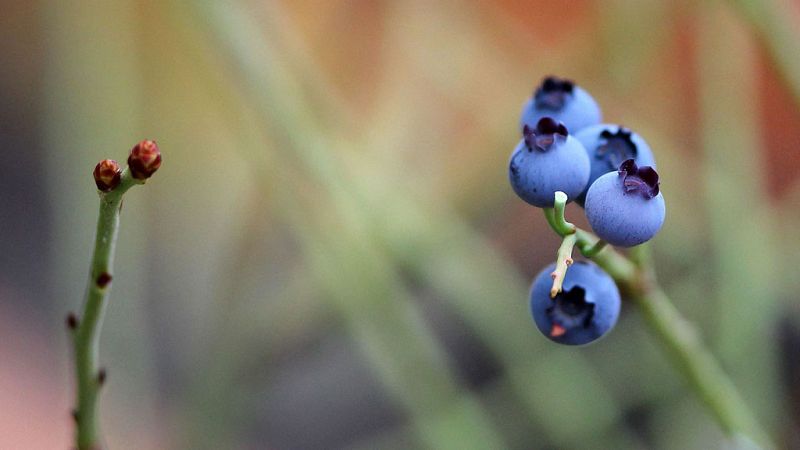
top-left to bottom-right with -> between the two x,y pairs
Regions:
97,368 -> 107,385
93,159 -> 122,192
128,140 -> 161,180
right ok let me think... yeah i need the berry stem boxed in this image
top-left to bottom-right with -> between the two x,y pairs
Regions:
577,238 -> 607,258
627,247 -> 773,448
553,191 -> 576,235
543,191 -> 576,237
545,204 -> 773,448
542,207 -> 559,233
550,233 -> 576,297
71,167 -> 147,450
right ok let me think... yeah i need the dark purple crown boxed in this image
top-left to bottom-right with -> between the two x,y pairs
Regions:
523,117 -> 569,152
618,159 -> 659,199
534,76 -> 575,111
597,127 -> 638,170
546,286 -> 595,335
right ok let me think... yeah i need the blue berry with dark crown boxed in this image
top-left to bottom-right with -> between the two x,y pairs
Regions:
508,117 -> 590,207
585,159 -> 665,247
520,76 -> 602,134
574,124 -> 656,206
530,261 -> 621,345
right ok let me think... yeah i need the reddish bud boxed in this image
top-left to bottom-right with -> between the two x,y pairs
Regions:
128,140 -> 162,179
93,159 -> 122,192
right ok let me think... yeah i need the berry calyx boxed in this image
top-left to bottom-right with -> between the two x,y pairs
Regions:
618,159 -> 659,199
523,118 -> 569,152
546,286 -> 596,336
128,140 -> 162,180
520,76 -> 602,134
534,76 -> 575,111
93,159 -> 122,192
597,127 -> 638,170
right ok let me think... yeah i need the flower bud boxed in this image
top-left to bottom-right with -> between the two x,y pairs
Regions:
93,159 -> 122,192
128,140 -> 162,180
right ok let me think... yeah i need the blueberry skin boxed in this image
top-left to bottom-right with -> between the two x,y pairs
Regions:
508,135 -> 590,207
584,171 -> 666,247
520,85 -> 602,134
574,124 -> 656,206
530,261 -> 621,345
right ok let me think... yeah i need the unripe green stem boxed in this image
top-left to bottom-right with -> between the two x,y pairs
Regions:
71,168 -> 143,450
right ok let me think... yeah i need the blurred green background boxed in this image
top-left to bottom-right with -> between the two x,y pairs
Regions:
1,0 -> 800,449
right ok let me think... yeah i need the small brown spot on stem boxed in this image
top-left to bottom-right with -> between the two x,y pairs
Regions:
96,272 -> 112,288
72,409 -> 80,423
66,312 -> 78,330
98,368 -> 107,385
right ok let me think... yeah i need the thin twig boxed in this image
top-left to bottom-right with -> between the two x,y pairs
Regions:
71,144 -> 160,450
550,234 -> 576,297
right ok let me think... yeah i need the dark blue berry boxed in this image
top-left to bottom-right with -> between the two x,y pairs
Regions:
584,159 -> 665,247
530,261 -> 621,345
520,76 -> 602,134
508,117 -> 590,207
574,124 -> 656,206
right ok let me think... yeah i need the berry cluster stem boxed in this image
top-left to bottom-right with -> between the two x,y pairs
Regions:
550,233 -> 576,297
543,191 -> 576,236
543,193 -> 773,448
70,168 -> 144,450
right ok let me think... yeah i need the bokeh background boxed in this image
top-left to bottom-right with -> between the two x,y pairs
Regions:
2,0 -> 800,449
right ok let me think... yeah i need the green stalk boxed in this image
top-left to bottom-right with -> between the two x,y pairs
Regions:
570,226 -> 773,448
71,169 -> 143,450
543,191 -> 771,446
630,279 -> 770,448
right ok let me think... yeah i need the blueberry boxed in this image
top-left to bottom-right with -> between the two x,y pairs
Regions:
520,76 -> 602,134
584,159 -> 665,247
530,261 -> 621,345
508,117 -> 590,207
574,124 -> 656,206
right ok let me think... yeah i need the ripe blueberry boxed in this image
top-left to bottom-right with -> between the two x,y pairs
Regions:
520,76 -> 602,134
584,159 -> 665,247
508,117 -> 590,207
530,261 -> 621,345
574,124 -> 656,206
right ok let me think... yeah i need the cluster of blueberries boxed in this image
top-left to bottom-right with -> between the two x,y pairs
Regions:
509,76 -> 666,345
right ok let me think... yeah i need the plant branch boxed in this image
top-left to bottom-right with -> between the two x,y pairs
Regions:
547,203 -> 773,448
71,168 -> 141,450
546,191 -> 576,236
628,255 -> 772,448
70,144 -> 160,450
